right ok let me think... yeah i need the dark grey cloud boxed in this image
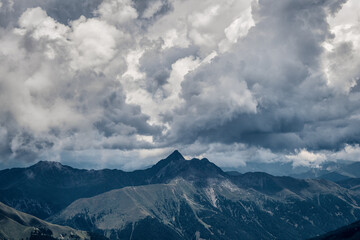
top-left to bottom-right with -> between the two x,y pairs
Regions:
163,0 -> 360,153
95,89 -> 163,138
139,45 -> 198,95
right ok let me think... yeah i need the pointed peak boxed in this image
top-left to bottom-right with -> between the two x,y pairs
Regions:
31,161 -> 64,170
165,150 -> 185,161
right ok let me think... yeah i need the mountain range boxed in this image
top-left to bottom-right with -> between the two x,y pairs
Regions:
1,150 -> 360,239
290,161 -> 360,182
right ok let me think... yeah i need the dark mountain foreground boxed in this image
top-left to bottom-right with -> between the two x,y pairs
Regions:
309,220 -> 360,240
0,201 -> 91,240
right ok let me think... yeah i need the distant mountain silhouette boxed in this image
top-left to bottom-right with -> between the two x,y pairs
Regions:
292,161 -> 360,181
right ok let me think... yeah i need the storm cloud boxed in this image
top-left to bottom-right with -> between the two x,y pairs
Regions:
0,0 -> 360,170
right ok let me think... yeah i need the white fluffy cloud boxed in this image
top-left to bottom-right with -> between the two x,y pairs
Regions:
286,149 -> 327,168
70,17 -> 123,70
0,5 -> 159,167
323,0 -> 360,93
0,0 -> 360,171
96,0 -> 137,25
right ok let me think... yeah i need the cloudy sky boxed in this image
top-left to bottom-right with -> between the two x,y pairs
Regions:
0,0 -> 360,171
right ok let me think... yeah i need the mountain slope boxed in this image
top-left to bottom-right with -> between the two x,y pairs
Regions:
317,172 -> 352,182
0,161 -> 132,219
309,220 -> 360,240
337,178 -> 360,193
0,201 -> 90,240
50,176 -> 360,240
339,162 -> 360,178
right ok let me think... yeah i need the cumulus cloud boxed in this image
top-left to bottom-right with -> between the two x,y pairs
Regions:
0,0 -> 360,171
286,149 -> 327,168
323,0 -> 360,93
0,4 -> 160,167
95,0 -> 137,26
159,0 -> 360,155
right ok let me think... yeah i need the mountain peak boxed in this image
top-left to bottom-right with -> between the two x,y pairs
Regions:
165,150 -> 185,161
31,161 -> 64,170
